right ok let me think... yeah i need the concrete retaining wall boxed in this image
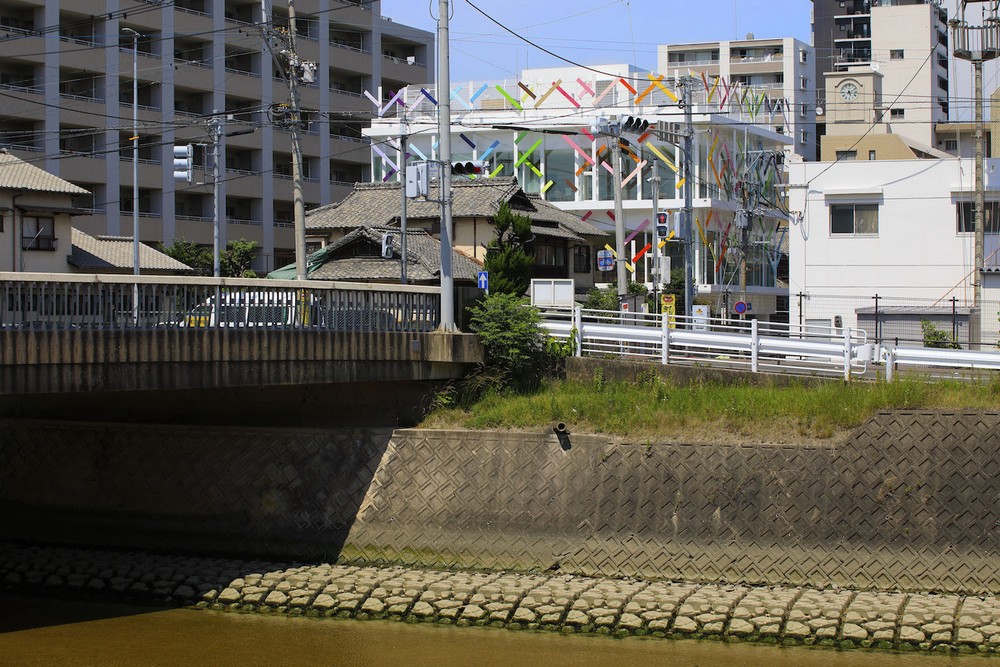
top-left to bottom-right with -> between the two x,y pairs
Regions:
0,412 -> 998,593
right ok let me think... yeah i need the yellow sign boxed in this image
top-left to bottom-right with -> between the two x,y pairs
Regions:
661,294 -> 676,329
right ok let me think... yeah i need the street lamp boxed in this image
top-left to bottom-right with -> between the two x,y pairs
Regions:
122,27 -> 140,276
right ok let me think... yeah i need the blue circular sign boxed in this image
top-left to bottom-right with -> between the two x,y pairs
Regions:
734,300 -> 748,314
597,250 -> 614,272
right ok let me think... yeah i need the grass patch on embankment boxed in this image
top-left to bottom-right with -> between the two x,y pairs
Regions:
419,373 -> 1000,444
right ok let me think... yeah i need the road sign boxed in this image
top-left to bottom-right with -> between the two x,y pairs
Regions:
597,249 -> 614,272
661,294 -> 676,328
734,300 -> 748,315
477,271 -> 489,291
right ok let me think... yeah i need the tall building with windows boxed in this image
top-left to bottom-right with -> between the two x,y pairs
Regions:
812,0 -> 950,158
0,0 -> 432,273
658,36 -> 817,160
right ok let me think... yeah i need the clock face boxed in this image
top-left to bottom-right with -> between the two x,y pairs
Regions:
840,82 -> 859,102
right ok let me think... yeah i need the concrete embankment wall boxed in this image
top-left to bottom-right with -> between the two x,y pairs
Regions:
0,413 -> 998,594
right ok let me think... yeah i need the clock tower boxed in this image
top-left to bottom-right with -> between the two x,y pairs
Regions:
824,68 -> 883,135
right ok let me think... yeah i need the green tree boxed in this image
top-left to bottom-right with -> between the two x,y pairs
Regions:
582,281 -> 647,311
483,202 -> 534,296
220,238 -> 258,278
158,238 -> 258,277
921,319 -> 960,349
468,293 -> 547,393
158,239 -> 212,275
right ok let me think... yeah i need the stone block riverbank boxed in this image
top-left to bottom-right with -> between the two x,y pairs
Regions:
3,543 -> 1000,655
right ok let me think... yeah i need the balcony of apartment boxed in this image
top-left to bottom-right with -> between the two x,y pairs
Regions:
223,0 -> 257,27
0,62 -> 41,97
327,0 -> 372,24
117,133 -> 163,181
0,117 -> 40,154
833,47 -> 873,68
224,48 -> 263,98
0,4 -> 34,37
330,161 -> 366,188
53,15 -> 105,70
225,197 -> 263,231
172,0 -> 213,32
667,51 -> 720,68
833,1 -> 871,18
329,24 -> 373,73
328,69 -> 370,111
57,127 -> 105,180
174,88 -> 210,120
172,39 -> 214,89
225,149 -> 262,199
834,16 -> 871,42
174,192 -> 213,226
119,187 -> 162,226
58,71 -> 105,114
381,38 -> 428,82
329,122 -> 370,165
118,79 -> 161,115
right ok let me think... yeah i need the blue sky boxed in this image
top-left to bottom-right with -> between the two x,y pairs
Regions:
381,0 -> 814,83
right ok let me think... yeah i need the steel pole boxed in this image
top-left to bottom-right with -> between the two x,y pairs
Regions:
399,119 -> 408,285
437,0 -> 455,330
612,132 -> 627,303
651,157 -> 660,311
682,79 -> 695,320
289,0 -> 307,281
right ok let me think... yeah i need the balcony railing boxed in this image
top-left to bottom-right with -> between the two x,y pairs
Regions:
22,236 -> 56,251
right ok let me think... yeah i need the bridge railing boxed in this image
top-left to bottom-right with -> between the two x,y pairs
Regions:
0,273 -> 441,333
539,306 -> 872,380
540,305 -> 1000,380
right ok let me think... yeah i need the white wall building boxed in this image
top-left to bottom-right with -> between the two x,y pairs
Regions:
365,66 -> 793,319
787,157 -> 1000,347
658,37 -> 816,160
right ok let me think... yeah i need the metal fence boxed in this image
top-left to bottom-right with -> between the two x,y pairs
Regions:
793,292 -> 1000,352
540,305 -> 1000,381
0,273 -> 440,333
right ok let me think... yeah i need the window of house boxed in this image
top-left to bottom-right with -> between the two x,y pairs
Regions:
22,215 -> 56,250
534,241 -> 566,267
800,76 -> 808,90
945,139 -> 958,152
956,201 -> 1000,233
890,49 -> 904,60
799,49 -> 808,64
868,150 -> 876,160
836,150 -> 857,161
573,245 -> 591,273
890,108 -> 904,119
830,203 -> 878,235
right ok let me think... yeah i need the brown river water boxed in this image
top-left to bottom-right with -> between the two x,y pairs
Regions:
0,594 -> 981,667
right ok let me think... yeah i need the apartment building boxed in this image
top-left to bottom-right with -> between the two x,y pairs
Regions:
0,0 -> 432,273
812,0 -> 950,156
658,37 -> 816,160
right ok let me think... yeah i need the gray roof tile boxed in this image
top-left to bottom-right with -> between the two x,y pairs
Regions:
69,229 -> 194,273
306,176 -> 607,240
0,150 -> 90,195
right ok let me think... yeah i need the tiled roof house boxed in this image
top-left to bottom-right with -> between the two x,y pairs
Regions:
304,177 -> 608,288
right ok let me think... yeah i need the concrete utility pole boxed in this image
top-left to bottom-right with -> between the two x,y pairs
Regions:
951,3 -> 1000,348
211,114 -> 223,278
437,0 -> 456,330
122,27 -> 140,276
287,0 -> 307,280
611,129 -> 627,302
681,78 -> 694,320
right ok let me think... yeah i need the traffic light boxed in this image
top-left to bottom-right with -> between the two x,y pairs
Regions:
621,116 -> 650,134
452,160 -> 486,177
173,144 -> 193,183
656,211 -> 670,238
381,232 -> 394,259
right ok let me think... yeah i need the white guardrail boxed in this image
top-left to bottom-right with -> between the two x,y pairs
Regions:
538,306 -> 1000,381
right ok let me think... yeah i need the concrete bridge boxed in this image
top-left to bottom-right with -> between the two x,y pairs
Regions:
0,273 -> 482,424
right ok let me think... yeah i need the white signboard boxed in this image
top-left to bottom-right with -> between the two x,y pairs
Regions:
530,279 -> 575,307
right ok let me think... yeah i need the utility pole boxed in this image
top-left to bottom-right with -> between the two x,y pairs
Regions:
399,116 -> 408,285
287,0 -> 307,281
681,78 -> 695,320
122,27 -> 140,276
611,128 -> 627,303
650,157 -> 661,310
437,0 -> 455,330
211,114 -> 223,278
951,3 -> 1000,348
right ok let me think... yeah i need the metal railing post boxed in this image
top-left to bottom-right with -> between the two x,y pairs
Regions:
574,306 -> 583,357
885,347 -> 895,382
843,326 -> 853,381
661,308 -> 670,365
751,318 -> 759,373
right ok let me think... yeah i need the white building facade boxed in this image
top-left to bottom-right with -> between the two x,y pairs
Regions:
658,37 -> 816,160
787,157 -> 1000,348
366,65 -> 793,320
